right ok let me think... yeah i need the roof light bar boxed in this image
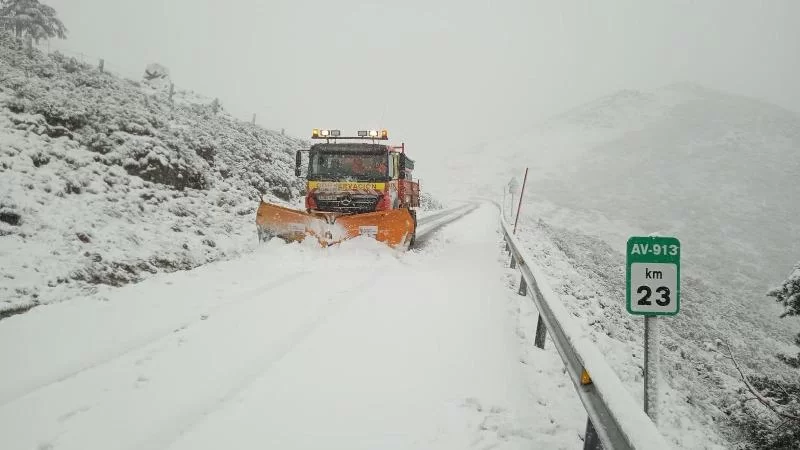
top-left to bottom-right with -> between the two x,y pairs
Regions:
312,129 -> 388,140
356,129 -> 389,140
312,129 -> 341,138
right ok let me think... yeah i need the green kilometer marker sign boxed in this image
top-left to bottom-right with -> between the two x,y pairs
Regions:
626,236 -> 681,316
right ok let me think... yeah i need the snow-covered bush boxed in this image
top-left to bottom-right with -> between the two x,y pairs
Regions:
143,62 -> 170,91
770,264 -> 800,320
0,0 -> 67,43
419,192 -> 443,210
769,264 -> 800,369
724,264 -> 800,449
729,375 -> 800,450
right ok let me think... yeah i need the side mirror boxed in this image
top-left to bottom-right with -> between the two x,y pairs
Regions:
398,155 -> 406,179
295,150 -> 302,177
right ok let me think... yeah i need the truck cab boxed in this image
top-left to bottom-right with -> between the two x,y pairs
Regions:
256,128 -> 420,249
295,129 -> 419,218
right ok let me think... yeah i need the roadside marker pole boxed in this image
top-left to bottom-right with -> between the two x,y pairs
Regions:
503,188 -> 507,221
509,192 -> 514,222
625,236 -> 680,423
644,315 -> 659,421
513,168 -> 528,234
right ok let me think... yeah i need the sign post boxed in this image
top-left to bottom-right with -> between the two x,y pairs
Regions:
513,168 -> 528,234
643,314 -> 659,420
626,236 -> 680,423
507,177 -> 520,222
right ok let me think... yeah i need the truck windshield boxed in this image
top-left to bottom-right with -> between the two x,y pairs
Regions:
309,152 -> 388,181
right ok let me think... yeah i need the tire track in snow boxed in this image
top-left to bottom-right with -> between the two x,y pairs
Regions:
417,203 -> 478,228
0,267 -> 385,450
160,203 -> 551,450
414,203 -> 480,248
417,205 -> 468,225
0,269 -> 310,408
134,269 -> 388,450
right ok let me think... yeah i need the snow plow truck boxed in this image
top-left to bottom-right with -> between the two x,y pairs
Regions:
256,128 -> 420,249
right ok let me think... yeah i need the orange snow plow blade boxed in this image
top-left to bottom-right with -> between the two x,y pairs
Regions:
255,201 -> 414,249
255,201 -> 320,243
334,209 -> 415,248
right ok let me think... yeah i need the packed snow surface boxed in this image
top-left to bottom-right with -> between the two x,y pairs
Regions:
0,204 -> 589,450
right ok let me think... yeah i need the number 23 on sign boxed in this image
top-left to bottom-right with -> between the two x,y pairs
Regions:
626,236 -> 681,316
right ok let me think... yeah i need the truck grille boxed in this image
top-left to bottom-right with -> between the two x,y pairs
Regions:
315,194 -> 379,213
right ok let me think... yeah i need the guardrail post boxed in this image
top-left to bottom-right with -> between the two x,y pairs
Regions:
517,275 -> 527,296
534,315 -> 547,349
510,254 -> 517,269
583,418 -> 602,450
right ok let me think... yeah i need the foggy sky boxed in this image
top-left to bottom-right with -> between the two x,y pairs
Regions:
47,0 -> 800,157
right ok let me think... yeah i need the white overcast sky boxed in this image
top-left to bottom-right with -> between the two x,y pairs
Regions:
47,0 -> 800,156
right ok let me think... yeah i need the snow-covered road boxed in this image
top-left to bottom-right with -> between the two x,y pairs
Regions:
0,203 -> 584,450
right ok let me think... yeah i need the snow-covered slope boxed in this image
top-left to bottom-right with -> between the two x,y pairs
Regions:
529,85 -> 800,345
477,84 -> 800,446
500,84 -> 799,297
536,84 -> 799,295
450,83 -> 800,327
0,32 -> 307,311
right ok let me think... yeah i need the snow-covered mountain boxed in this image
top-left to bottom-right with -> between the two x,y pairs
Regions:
456,83 -> 800,321
537,86 -> 800,350
467,83 -> 800,447
0,33 -> 308,312
532,84 -> 800,298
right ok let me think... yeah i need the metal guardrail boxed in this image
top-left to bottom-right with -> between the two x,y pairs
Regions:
500,211 -> 671,450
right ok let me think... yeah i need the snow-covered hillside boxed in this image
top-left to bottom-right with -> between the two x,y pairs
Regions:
535,84 -> 799,297
525,85 -> 800,343
474,84 -> 800,446
512,84 -> 798,294
0,32 -> 308,311
447,83 -> 800,331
